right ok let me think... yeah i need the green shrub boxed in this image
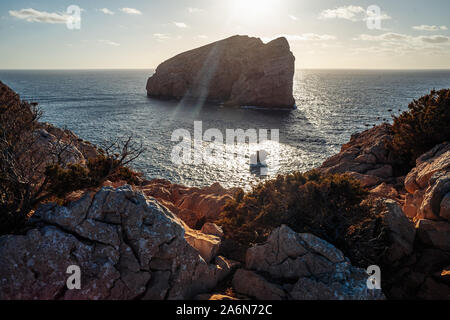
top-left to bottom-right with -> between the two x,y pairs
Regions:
45,163 -> 91,198
216,171 -> 394,267
389,89 -> 450,170
217,171 -> 368,245
86,154 -> 143,186
45,155 -> 143,199
0,81 -> 143,236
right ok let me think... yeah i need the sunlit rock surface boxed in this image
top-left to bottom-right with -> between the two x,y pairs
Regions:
146,35 -> 295,108
232,225 -> 385,300
0,186 -> 232,300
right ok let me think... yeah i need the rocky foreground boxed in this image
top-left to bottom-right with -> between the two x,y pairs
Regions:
0,81 -> 449,299
0,184 -> 385,300
0,119 -> 448,300
146,35 -> 296,108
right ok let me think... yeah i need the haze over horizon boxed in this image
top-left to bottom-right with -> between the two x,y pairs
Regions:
1,0 -> 449,70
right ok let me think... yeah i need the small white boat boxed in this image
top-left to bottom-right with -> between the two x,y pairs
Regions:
250,150 -> 268,168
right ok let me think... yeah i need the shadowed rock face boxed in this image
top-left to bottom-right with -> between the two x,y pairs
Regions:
232,225 -> 385,300
146,35 -> 295,108
0,186 -> 234,300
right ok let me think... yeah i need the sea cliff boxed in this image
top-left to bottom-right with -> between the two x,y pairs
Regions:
146,35 -> 295,108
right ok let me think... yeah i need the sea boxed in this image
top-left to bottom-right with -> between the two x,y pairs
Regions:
1,69 -> 449,189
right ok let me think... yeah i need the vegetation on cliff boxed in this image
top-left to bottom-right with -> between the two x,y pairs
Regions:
389,88 -> 450,172
216,171 -> 392,267
0,82 -> 143,235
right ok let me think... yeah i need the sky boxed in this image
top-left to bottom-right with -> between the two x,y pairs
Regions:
0,0 -> 449,69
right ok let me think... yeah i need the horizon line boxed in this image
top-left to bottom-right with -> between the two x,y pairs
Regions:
1,67 -> 450,71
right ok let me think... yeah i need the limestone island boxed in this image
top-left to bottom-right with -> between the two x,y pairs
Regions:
146,35 -> 296,109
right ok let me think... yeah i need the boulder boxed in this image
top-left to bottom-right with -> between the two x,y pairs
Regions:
405,142 -> 450,193
235,225 -> 385,300
0,186 -> 233,300
320,124 -> 397,190
403,142 -> 450,221
146,35 -> 295,108
381,200 -> 416,263
184,228 -> 221,263
141,180 -> 237,229
201,222 -> 224,238
370,183 -> 399,199
232,269 -> 286,300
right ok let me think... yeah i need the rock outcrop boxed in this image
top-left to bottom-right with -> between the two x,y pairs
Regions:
0,186 -> 233,300
232,225 -> 385,300
34,122 -> 99,169
386,142 -> 450,300
141,179 -> 237,229
320,124 -> 400,194
403,142 -> 450,221
146,35 -> 295,108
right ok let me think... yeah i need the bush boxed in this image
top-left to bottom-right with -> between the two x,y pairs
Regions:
0,81 -> 144,235
45,155 -> 143,198
217,171 -> 367,243
389,89 -> 450,170
86,154 -> 143,186
216,171 -> 393,267
0,82 -> 41,235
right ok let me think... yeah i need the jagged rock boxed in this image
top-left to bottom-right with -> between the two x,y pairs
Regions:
146,35 -> 295,108
201,223 -> 224,238
40,122 -> 99,161
0,186 -> 233,300
232,269 -> 286,300
381,200 -> 416,263
405,143 -> 450,193
30,123 -> 100,178
185,228 -> 221,263
348,172 -> 383,188
404,143 -> 450,221
320,124 -> 396,189
370,183 -> 399,199
238,225 -> 385,300
141,180 -> 237,229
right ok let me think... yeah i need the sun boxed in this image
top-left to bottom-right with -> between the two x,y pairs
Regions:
229,0 -> 277,21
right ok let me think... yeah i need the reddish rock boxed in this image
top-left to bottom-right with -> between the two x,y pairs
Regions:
320,124 -> 397,190
370,183 -> 399,199
201,222 -> 224,238
146,35 -> 295,108
405,142 -> 450,193
184,228 -> 221,263
141,180 -> 237,229
403,143 -> 450,221
0,186 -> 234,300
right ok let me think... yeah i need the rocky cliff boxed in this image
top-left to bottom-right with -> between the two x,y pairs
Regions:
320,124 -> 450,299
0,186 -> 382,300
146,35 -> 295,108
1,82 -> 449,300
0,186 -> 235,300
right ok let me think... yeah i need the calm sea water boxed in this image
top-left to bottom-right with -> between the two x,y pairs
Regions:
1,69 -> 449,189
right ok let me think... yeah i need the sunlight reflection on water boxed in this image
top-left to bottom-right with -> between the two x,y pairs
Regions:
1,69 -> 449,189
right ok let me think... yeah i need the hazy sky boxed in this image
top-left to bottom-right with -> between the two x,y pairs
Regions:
1,0 -> 449,69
